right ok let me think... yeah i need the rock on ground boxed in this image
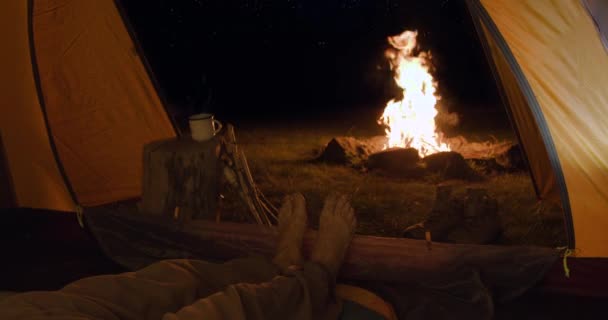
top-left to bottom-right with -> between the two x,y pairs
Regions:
317,136 -> 384,167
466,158 -> 506,175
367,148 -> 427,178
495,144 -> 526,171
422,151 -> 480,180
317,137 -> 368,167
317,136 -> 523,180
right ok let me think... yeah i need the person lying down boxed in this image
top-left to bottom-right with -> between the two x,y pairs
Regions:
0,193 -> 362,320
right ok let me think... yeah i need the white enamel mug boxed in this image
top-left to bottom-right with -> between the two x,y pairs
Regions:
189,113 -> 223,142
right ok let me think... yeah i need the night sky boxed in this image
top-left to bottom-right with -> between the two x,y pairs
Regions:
120,0 -> 501,122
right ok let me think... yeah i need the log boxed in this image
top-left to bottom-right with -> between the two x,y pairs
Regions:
85,204 -> 558,297
139,137 -> 221,220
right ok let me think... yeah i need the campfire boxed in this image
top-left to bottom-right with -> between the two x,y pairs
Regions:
378,30 -> 450,157
317,29 -> 523,180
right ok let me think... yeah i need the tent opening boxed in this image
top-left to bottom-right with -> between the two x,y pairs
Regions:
113,0 -> 574,250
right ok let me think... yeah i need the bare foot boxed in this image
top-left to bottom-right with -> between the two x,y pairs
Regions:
273,193 -> 308,270
311,194 -> 357,277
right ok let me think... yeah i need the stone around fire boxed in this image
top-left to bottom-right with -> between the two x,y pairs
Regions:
422,151 -> 480,180
367,148 -> 427,178
495,144 -> 526,171
316,136 -> 384,167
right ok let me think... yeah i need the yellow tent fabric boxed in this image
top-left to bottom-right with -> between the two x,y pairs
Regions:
0,0 -> 175,210
0,0 -> 75,212
31,0 -> 176,206
478,21 -> 560,204
478,0 -> 608,257
0,0 -> 175,211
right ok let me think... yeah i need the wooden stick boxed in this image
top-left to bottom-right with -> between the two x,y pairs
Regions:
236,150 -> 271,225
220,125 -> 269,225
259,191 -> 279,214
219,124 -> 282,225
235,158 -> 263,224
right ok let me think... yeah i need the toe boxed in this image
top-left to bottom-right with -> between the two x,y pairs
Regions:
292,193 -> 308,222
322,193 -> 339,217
279,195 -> 293,221
292,192 -> 305,204
292,193 -> 306,212
349,208 -> 357,229
336,194 -> 350,215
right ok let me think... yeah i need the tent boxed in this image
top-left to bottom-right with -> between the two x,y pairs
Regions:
466,0 -> 608,258
0,0 -> 176,213
1,0 -> 607,298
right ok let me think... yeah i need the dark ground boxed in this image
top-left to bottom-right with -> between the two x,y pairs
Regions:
1,208 -> 605,319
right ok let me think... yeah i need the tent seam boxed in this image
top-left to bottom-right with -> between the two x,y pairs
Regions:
27,0 -> 80,209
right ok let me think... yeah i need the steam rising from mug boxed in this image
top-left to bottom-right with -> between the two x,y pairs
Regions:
189,113 -> 223,142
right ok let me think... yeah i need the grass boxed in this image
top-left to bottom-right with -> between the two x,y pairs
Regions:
217,114 -> 567,248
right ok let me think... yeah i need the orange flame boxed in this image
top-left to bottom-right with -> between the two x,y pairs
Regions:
378,30 -> 450,157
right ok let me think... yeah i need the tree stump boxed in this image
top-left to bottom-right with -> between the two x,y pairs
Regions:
139,137 -> 221,221
446,188 -> 501,244
403,185 -> 464,241
403,186 -> 501,245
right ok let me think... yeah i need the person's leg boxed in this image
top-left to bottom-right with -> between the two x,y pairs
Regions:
0,193 -> 357,320
0,253 -> 278,320
164,194 -> 357,320
0,193 -> 306,320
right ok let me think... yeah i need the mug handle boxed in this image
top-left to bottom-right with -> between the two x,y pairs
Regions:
213,119 -> 223,134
